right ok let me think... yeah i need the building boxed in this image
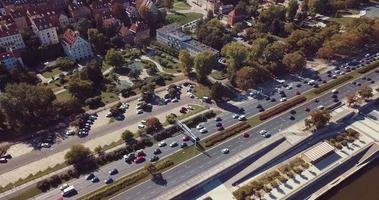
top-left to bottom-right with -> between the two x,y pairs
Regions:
68,2 -> 91,21
303,142 -> 335,164
90,0 -> 112,16
96,10 -> 117,28
219,4 -> 233,15
9,9 -> 28,30
0,15 -> 14,25
31,17 -> 59,46
0,23 -> 25,50
130,22 -> 149,41
62,28 -> 93,61
0,50 -> 24,69
156,23 -> 218,56
227,9 -> 246,26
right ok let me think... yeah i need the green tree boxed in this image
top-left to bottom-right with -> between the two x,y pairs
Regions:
88,28 -> 108,54
105,48 -> 124,68
121,130 -> 135,143
250,38 -> 269,61
161,0 -> 174,9
263,42 -> 286,63
0,83 -> 58,133
308,0 -> 328,14
194,51 -> 217,82
210,82 -> 224,102
197,19 -> 232,50
358,85 -> 373,99
178,50 -> 193,75
67,78 -> 97,100
287,0 -> 299,21
55,57 -> 75,71
282,52 -> 306,73
221,42 -> 249,76
166,113 -> 177,124
64,144 -> 92,165
74,18 -> 92,38
84,59 -> 104,84
0,64 -> 11,90
305,109 -> 331,129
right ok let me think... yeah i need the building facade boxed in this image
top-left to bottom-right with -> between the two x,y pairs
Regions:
62,28 -> 93,61
0,23 -> 25,50
156,23 -> 218,56
0,50 -> 23,69
31,17 -> 59,46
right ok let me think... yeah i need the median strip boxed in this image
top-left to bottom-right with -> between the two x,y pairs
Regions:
259,96 -> 306,121
203,122 -> 251,147
312,75 -> 353,95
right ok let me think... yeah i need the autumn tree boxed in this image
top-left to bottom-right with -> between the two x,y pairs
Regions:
250,38 -> 269,61
178,50 -> 193,75
305,109 -> 331,129
282,51 -> 306,73
194,51 -> 217,82
121,130 -> 135,143
111,2 -> 130,26
74,18 -> 92,38
145,117 -> 162,134
286,0 -> 299,21
317,47 -> 335,60
346,93 -> 359,107
358,85 -> 373,100
234,66 -> 270,90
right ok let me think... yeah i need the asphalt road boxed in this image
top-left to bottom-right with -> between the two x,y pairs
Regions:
32,51 -> 379,200
108,68 -> 379,199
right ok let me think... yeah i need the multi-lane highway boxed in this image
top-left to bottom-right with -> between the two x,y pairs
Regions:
109,69 -> 379,199
33,51 -> 379,200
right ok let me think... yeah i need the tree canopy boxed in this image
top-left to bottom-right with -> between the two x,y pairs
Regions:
194,51 -> 217,82
64,144 -> 92,165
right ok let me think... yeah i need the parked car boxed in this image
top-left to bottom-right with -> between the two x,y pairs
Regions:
180,143 -> 187,148
217,126 -> 224,131
134,156 -> 145,163
242,133 -> 249,138
136,150 -> 146,157
109,168 -> 118,175
215,117 -> 222,121
104,177 -> 113,184
0,158 -> 7,163
169,142 -> 178,147
59,184 -> 70,191
199,128 -> 208,133
280,97 -> 287,102
182,135 -> 190,142
238,115 -> 246,121
86,173 -> 95,180
196,124 -> 204,130
150,156 -> 159,162
124,153 -> 135,162
158,141 -> 167,147
221,148 -> 229,154
91,176 -> 99,183
153,148 -> 161,155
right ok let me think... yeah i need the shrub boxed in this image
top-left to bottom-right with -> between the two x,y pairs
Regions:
59,173 -> 71,181
302,162 -> 310,169
259,96 -> 306,120
313,75 -> 353,95
341,140 -> 348,146
204,122 -> 251,147
36,180 -> 50,192
357,60 -> 379,74
335,143 -> 343,149
48,175 -> 61,187
67,169 -> 80,178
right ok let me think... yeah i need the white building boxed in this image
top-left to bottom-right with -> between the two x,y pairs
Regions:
62,29 -> 93,61
31,18 -> 59,46
0,23 -> 25,50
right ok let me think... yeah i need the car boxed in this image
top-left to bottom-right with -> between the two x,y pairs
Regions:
134,156 -> 145,163
296,91 -> 301,95
124,153 -> 135,162
280,93 -> 286,98
258,107 -> 265,112
136,109 -> 143,114
332,75 -> 337,79
196,124 -> 204,130
158,141 -> 166,147
233,114 -> 239,119
91,176 -> 99,183
0,154 -> 11,159
171,98 -> 179,103
138,124 -> 145,129
216,122 -> 222,127
238,115 -> 246,121
352,81 -> 357,85
239,108 -> 245,113
40,143 -> 51,148
289,115 -> 295,120
280,97 -> 287,102
169,142 -> 178,147
259,130 -> 267,135
65,129 -> 75,136
332,94 -> 338,98
164,98 -> 171,103
371,80 -> 375,84
104,177 -> 113,184
317,105 -> 325,110
331,89 -> 338,94
109,168 -> 118,175
140,120 -> 147,125
305,107 -> 310,112
357,83 -> 361,86
199,128 -> 208,133
153,148 -> 161,155
263,133 -> 271,138
256,104 -> 262,108
265,96 -> 271,101
86,173 -> 95,180
271,97 -> 276,102
182,135 -> 190,141
180,143 -> 187,148
314,99 -> 319,103
290,110 -> 296,115
136,150 -> 146,157
0,158 -> 7,163
296,83 -> 302,87
242,133 -> 249,138
215,117 -> 222,121
221,148 -> 229,154
189,94 -> 195,98
334,98 -> 340,102
137,97 -> 144,101
362,77 -> 367,80
367,77 -> 372,81
59,184 -> 70,191
150,156 -> 159,162
286,86 -> 292,90
217,126 -> 224,131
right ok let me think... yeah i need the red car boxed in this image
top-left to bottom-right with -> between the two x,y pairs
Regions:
242,133 -> 249,138
182,135 -> 190,142
296,91 -> 301,95
134,156 -> 145,163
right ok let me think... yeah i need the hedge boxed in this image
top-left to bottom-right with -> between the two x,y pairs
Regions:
357,60 -> 379,74
204,122 -> 251,147
312,75 -> 353,95
80,160 -> 174,200
259,96 -> 306,121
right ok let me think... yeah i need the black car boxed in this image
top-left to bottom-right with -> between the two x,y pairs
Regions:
281,93 -> 286,97
332,94 -> 338,98
334,98 -> 340,102
290,110 -> 296,115
180,143 -> 187,148
271,98 -> 276,102
371,80 -> 375,84
150,156 -> 159,162
216,122 -> 222,127
296,83 -> 302,87
256,104 -> 262,108
352,81 -> 356,85
258,107 -> 265,112
153,148 -> 161,155
215,117 -> 222,121
289,115 -> 295,120
265,96 -> 271,101
239,108 -> 245,113
314,99 -> 319,103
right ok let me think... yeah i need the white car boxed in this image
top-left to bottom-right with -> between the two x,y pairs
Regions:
189,94 -> 195,98
137,97 -> 144,101
259,130 -> 267,135
196,124 -> 204,130
158,141 -> 166,147
233,114 -> 239,119
140,120 -> 147,125
221,148 -> 229,154
136,109 -> 143,114
40,143 -> 51,148
59,183 -> 70,191
199,128 -> 208,133
171,98 -> 179,103
286,86 -> 292,90
65,130 -> 75,136
331,89 -> 338,94
106,112 -> 112,117
164,99 -> 171,103
238,115 -> 246,121
280,98 -> 287,102
317,105 -> 325,110
120,103 -> 129,109
169,142 -> 178,147
138,124 -> 145,129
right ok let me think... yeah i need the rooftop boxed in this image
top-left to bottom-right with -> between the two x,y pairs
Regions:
0,23 -> 19,38
303,142 -> 335,163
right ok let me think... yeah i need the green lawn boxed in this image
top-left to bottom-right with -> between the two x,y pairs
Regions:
164,104 -> 207,125
210,70 -> 227,80
167,12 -> 203,25
194,84 -> 211,98
55,90 -> 72,102
153,54 -> 181,74
41,68 -> 62,78
327,17 -> 355,26
173,0 -> 191,10
100,91 -> 120,105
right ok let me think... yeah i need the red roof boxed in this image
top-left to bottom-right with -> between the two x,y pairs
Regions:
119,24 -> 130,36
32,17 -> 57,30
62,29 -> 78,47
0,50 -> 21,59
0,23 -> 19,38
130,22 -> 148,33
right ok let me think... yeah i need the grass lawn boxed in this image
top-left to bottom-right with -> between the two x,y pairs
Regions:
153,53 -> 181,74
101,91 -> 120,105
173,0 -> 191,10
55,90 -> 72,102
210,70 -> 227,80
41,68 -> 62,78
194,84 -> 211,98
247,116 -> 262,127
166,12 -> 203,25
9,187 -> 42,200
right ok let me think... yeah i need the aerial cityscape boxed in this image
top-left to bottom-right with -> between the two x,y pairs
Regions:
0,0 -> 379,200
